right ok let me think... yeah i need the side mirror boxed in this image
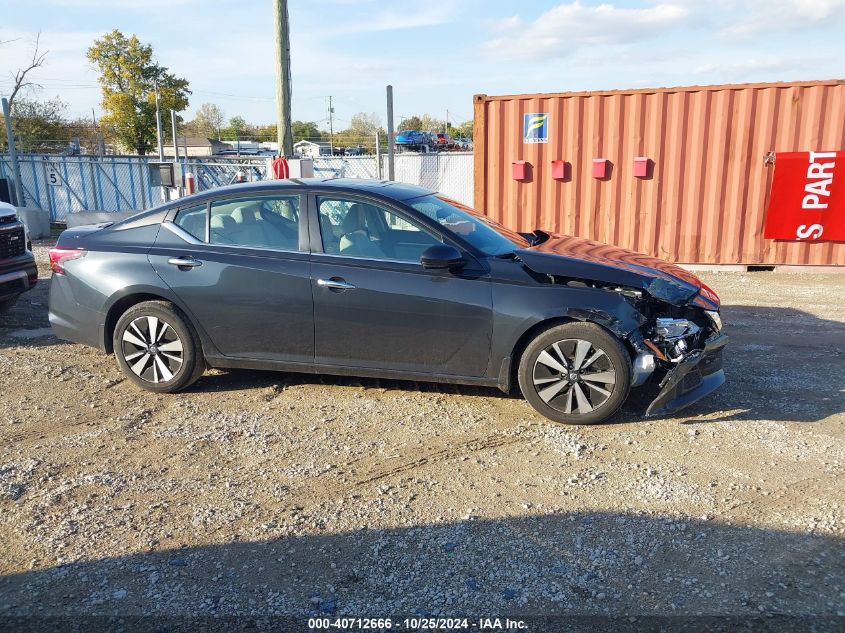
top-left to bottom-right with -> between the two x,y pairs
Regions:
420,244 -> 465,270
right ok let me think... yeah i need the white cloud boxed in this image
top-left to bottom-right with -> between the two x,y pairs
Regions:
721,0 -> 845,37
40,0 -> 201,8
482,1 -> 691,61
327,4 -> 455,34
693,56 -> 818,77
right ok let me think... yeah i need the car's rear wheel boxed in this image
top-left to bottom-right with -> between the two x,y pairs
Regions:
518,322 -> 631,425
113,300 -> 205,393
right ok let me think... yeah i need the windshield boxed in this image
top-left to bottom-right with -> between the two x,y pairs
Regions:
409,195 -> 530,256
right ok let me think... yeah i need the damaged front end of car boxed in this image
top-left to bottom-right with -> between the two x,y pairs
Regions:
627,285 -> 728,416
519,248 -> 728,417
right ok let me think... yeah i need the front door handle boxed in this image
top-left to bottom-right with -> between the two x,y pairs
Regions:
168,257 -> 203,268
317,278 -> 356,290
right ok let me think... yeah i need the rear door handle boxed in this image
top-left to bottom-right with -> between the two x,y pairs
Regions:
317,278 -> 356,290
168,257 -> 202,268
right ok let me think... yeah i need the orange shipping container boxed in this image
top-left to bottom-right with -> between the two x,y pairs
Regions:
472,79 -> 845,265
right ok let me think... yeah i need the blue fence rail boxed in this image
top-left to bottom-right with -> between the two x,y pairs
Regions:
0,153 -> 473,221
0,155 -> 273,221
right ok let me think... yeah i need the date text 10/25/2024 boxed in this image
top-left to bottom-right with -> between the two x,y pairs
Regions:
308,617 -> 528,630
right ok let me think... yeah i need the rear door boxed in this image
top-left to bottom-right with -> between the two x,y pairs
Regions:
149,192 -> 313,363
309,193 -> 493,377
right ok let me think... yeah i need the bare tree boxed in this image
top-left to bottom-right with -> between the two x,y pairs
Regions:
8,32 -> 48,107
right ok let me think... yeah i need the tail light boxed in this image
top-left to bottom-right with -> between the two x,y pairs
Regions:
48,247 -> 87,275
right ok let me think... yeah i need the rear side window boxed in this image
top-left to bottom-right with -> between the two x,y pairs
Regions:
209,195 -> 301,250
174,204 -> 208,241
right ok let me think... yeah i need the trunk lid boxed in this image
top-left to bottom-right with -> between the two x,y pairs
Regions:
55,223 -> 113,247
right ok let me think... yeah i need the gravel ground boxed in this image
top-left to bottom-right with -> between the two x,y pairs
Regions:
0,241 -> 843,630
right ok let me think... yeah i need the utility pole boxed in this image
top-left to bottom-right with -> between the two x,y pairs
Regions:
327,96 -> 334,156
2,98 -> 25,206
273,0 -> 293,156
386,85 -> 395,181
154,80 -> 164,161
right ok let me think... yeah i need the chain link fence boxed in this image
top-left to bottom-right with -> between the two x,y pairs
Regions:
311,153 -> 473,206
390,152 -> 473,206
312,156 -> 380,180
188,157 -> 271,192
0,152 -> 473,221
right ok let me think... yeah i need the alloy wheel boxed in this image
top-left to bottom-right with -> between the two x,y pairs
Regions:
121,315 -> 184,383
531,338 -> 617,415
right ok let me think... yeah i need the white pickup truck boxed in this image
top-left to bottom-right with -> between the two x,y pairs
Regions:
0,201 -> 38,313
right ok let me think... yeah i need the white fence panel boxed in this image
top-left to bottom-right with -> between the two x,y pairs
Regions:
312,156 -> 379,179
388,152 -> 473,206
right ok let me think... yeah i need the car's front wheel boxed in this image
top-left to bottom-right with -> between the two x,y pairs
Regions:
113,300 -> 205,393
518,322 -> 632,425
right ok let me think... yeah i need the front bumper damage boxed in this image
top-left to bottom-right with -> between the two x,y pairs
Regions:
645,333 -> 728,416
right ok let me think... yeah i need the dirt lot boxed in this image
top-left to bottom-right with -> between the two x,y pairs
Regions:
0,241 -> 843,629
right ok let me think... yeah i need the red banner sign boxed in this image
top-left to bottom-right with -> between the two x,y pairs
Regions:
764,150 -> 845,241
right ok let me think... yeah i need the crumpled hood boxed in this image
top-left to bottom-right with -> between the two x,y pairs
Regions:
517,233 -> 719,308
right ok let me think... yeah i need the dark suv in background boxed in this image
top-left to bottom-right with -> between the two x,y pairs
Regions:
0,202 -> 37,313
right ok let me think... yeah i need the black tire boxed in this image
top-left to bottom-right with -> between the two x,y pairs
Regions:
0,296 -> 18,314
518,322 -> 632,425
113,300 -> 205,393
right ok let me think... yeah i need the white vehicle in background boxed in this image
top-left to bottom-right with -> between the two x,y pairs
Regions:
0,201 -> 38,313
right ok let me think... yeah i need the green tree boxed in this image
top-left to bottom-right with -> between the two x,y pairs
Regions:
419,114 -> 446,133
220,116 -> 253,141
87,30 -> 190,155
349,112 -> 382,137
2,97 -> 71,153
254,124 -> 277,140
451,119 -> 473,140
397,115 -> 423,132
228,116 -> 246,136
292,120 -> 323,142
188,102 -> 225,139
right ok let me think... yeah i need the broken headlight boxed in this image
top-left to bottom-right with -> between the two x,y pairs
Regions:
655,318 -> 697,340
705,310 -> 722,332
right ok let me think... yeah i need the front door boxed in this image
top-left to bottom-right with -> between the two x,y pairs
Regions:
149,193 -> 313,363
310,195 -> 492,377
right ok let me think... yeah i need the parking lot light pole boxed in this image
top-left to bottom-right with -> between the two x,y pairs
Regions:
375,131 -> 382,179
386,85 -> 395,181
154,81 -> 164,162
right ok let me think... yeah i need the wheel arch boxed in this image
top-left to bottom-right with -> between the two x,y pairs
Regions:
102,289 -> 213,356
502,313 -> 636,394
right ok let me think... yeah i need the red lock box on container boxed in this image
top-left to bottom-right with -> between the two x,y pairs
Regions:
551,160 -> 568,180
512,160 -> 528,180
592,158 -> 608,178
633,157 -> 650,178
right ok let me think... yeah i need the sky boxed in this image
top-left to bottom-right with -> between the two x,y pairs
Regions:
1,0 -> 844,130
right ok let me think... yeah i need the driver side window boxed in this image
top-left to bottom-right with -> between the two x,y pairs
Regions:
209,195 -> 300,250
317,197 -> 440,262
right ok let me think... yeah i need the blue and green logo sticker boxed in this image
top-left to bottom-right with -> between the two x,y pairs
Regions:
523,113 -> 548,144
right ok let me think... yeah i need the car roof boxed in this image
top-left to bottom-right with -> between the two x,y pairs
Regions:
167,178 -> 434,208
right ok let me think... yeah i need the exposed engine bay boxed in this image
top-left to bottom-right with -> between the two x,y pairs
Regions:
540,272 -> 727,415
